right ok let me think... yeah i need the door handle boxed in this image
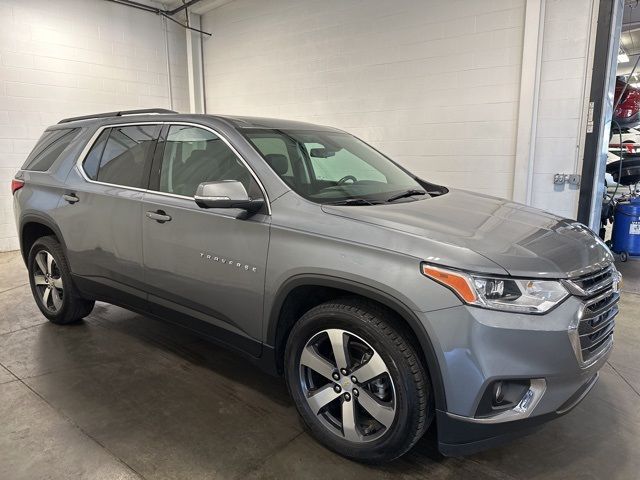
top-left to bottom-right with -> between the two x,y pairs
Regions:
63,193 -> 79,204
146,210 -> 172,223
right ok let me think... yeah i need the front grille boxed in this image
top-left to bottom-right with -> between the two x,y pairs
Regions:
566,265 -> 616,296
565,265 -> 620,366
585,290 -> 616,314
579,290 -> 618,363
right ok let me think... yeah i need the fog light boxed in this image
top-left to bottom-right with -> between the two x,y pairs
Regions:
493,381 -> 505,405
476,379 -> 532,418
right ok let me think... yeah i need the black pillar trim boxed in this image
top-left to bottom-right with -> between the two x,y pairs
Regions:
577,0 -> 616,225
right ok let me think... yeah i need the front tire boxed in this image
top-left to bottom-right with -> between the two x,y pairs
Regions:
284,298 -> 432,463
28,236 -> 94,325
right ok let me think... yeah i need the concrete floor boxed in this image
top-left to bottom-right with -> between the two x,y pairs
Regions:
0,251 -> 639,480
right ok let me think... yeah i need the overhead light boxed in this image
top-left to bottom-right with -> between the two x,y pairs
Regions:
619,52 -> 630,63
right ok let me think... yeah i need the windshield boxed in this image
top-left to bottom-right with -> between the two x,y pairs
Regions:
243,128 -> 426,204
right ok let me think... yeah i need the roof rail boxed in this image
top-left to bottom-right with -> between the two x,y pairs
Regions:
57,108 -> 178,124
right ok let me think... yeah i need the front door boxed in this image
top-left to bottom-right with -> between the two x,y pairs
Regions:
141,124 -> 270,355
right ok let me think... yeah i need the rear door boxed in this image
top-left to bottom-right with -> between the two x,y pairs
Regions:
141,123 -> 270,354
57,123 -> 161,306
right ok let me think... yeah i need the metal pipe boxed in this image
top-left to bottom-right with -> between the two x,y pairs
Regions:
103,0 -> 211,36
167,0 -> 205,16
162,15 -> 174,111
199,21 -> 207,114
105,0 -> 160,14
163,12 -> 211,37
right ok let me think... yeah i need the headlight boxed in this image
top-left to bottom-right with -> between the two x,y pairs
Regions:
422,264 -> 569,314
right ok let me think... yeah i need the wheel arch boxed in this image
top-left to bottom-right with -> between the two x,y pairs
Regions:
267,274 -> 447,411
19,213 -> 68,265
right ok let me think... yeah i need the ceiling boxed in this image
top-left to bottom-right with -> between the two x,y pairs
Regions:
618,3 -> 640,77
158,0 -> 232,14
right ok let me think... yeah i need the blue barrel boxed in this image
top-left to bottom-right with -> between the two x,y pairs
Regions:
612,197 -> 640,257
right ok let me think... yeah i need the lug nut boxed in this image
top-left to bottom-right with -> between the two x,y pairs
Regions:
332,372 -> 340,381
352,388 -> 359,397
340,368 -> 348,375
351,376 -> 357,383
344,392 -> 351,402
334,385 -> 341,393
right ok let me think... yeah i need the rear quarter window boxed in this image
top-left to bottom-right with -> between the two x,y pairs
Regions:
22,128 -> 81,172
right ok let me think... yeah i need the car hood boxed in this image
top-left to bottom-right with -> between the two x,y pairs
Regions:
321,189 -> 613,278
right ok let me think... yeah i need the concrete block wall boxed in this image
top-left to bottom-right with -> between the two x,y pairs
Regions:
202,0 -> 526,200
530,0 -> 595,219
0,0 -> 600,251
0,0 -> 189,251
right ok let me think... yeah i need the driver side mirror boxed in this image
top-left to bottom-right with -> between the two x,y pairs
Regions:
194,180 -> 264,213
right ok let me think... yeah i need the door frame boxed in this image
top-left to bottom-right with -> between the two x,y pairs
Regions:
145,121 -> 272,214
74,121 -> 164,192
75,120 -> 272,215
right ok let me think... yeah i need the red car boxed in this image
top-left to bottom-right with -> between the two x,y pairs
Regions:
614,77 -> 640,129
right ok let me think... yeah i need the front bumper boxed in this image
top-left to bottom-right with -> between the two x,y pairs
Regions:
436,372 -> 600,456
420,292 -> 615,456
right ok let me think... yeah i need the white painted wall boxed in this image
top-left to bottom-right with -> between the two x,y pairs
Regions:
201,0 -> 599,220
202,0 -> 526,198
530,0 -> 596,219
0,0 -> 189,251
0,0 -> 600,251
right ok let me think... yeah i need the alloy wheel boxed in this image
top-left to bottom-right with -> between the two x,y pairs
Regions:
32,250 -> 64,312
299,328 -> 396,443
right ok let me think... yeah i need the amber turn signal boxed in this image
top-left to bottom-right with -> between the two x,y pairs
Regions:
421,264 -> 477,303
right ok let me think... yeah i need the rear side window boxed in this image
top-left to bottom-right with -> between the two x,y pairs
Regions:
23,128 -> 80,172
82,125 -> 160,188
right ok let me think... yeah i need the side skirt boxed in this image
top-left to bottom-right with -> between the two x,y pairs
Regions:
72,274 -> 277,375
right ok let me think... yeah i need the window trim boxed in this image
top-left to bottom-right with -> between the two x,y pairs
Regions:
76,121 -> 272,215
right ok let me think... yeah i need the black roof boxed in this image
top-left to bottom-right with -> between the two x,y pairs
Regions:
219,115 -> 340,131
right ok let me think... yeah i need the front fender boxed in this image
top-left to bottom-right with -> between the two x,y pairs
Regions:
265,271 -> 449,412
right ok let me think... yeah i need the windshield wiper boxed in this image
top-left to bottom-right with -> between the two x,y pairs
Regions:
324,198 -> 379,206
386,189 -> 427,202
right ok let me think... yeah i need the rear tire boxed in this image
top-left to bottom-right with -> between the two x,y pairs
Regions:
27,236 -> 94,325
284,298 -> 432,463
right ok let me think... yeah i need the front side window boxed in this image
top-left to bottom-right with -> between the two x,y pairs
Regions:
157,125 -> 258,197
82,125 -> 159,188
23,128 -> 80,172
243,129 -> 424,204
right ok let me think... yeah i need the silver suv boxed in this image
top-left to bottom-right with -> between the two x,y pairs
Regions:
12,109 -> 620,463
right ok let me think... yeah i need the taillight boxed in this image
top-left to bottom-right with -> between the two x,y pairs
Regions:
11,179 -> 24,194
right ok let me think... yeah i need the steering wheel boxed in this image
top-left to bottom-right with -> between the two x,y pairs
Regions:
337,175 -> 357,185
